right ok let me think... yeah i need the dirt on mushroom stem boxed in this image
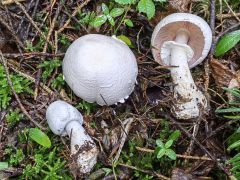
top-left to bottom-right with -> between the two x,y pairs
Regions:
0,0 -> 238,179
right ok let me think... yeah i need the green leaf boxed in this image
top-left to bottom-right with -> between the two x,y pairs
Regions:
124,19 -> 134,27
224,115 -> 240,120
157,149 -> 165,159
107,15 -> 115,26
222,87 -> 240,99
102,3 -> 109,15
114,0 -> 136,5
137,0 -> 155,19
228,140 -> 240,151
165,149 -> 176,160
215,30 -> 240,57
156,139 -> 164,148
165,140 -> 173,148
215,108 -> 240,113
29,128 -> 51,148
0,162 -> 8,170
92,15 -> 107,27
117,35 -> 132,46
110,8 -> 124,18
168,130 -> 181,141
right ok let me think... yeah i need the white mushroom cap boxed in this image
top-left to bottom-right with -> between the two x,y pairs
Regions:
151,13 -> 212,68
63,34 -> 138,106
46,100 -> 83,136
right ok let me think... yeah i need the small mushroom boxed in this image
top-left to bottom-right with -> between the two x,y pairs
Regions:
46,100 -> 98,174
63,34 -> 138,106
151,13 -> 212,119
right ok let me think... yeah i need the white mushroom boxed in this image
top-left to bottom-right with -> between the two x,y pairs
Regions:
63,34 -> 138,106
46,100 -> 98,174
151,13 -> 212,119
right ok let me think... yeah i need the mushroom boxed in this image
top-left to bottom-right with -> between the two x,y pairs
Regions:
63,34 -> 138,106
151,13 -> 212,119
46,100 -> 98,174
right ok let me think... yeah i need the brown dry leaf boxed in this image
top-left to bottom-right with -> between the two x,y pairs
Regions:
169,0 -> 191,12
210,59 -> 236,87
171,168 -> 198,180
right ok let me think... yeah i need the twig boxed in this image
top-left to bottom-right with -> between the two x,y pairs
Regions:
135,146 -> 213,161
223,0 -> 240,22
114,118 -> 134,163
215,22 -> 240,43
0,16 -> 24,48
1,0 -> 25,5
118,163 -> 170,180
217,13 -> 240,20
2,52 -> 64,58
13,0 -> 52,47
0,52 -> 44,130
166,115 -> 231,177
210,0 -> 216,54
186,122 -> 200,155
34,1 -> 63,100
57,0 -> 91,34
55,0 -> 91,52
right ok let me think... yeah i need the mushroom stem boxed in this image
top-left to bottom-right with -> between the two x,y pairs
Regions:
169,30 -> 207,119
65,121 -> 98,174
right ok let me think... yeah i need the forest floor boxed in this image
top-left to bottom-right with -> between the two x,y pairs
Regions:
0,0 -> 240,179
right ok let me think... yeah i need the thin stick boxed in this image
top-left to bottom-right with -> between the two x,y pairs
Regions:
13,0 -> 52,47
0,16 -> 24,48
223,0 -> 240,22
114,118 -> 134,163
1,0 -> 25,5
6,59 -> 56,96
210,0 -> 216,54
217,13 -> 240,20
135,146 -> 213,161
215,22 -> 240,43
118,163 -> 170,180
2,52 -> 64,58
0,52 -> 44,130
167,115 -> 231,177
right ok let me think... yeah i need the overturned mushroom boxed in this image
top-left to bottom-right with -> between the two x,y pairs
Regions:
46,100 -> 98,174
63,34 -> 138,106
151,13 -> 212,119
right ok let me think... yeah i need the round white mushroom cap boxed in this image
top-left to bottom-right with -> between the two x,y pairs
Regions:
46,100 -> 83,136
63,34 -> 138,106
151,13 -> 212,68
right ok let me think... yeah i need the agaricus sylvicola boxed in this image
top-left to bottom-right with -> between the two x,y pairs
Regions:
63,34 -> 138,106
46,100 -> 98,174
151,13 -> 212,119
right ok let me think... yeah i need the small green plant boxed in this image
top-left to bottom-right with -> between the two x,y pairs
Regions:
51,73 -> 65,90
215,88 -> 240,179
22,148 -> 70,180
215,30 -> 240,57
38,58 -> 61,81
0,65 -> 33,109
114,0 -> 166,19
155,130 -> 180,160
5,148 -> 25,166
6,108 -> 23,127
92,3 -> 125,27
76,100 -> 97,115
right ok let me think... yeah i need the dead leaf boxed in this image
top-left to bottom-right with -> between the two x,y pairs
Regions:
210,59 -> 236,87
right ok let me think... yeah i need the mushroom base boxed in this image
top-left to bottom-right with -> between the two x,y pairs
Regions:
66,121 -> 98,174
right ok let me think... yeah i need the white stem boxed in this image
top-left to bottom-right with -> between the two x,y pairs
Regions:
170,30 -> 207,119
65,121 -> 98,173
